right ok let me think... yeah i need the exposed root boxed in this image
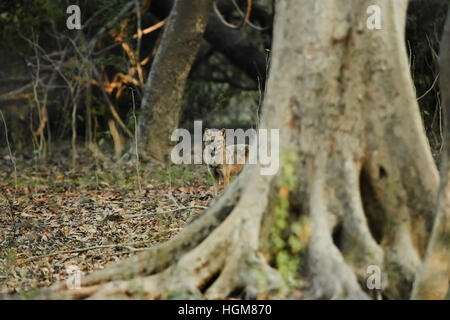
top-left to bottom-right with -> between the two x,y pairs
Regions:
31,171 -> 247,300
306,153 -> 370,299
205,249 -> 283,299
302,148 -> 436,299
337,158 -> 384,285
411,171 -> 450,299
32,166 -> 284,300
362,150 -> 438,298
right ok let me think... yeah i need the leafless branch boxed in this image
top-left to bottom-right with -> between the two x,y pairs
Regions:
213,0 -> 252,29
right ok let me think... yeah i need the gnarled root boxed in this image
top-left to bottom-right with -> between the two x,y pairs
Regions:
37,168 -> 284,300
300,146 -> 437,299
303,153 -> 382,299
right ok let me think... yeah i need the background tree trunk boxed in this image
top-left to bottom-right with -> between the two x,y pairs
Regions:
137,0 -> 213,161
411,6 -> 450,300
150,0 -> 268,83
31,0 -> 442,300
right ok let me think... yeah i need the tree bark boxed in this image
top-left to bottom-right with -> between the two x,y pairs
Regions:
256,0 -> 438,299
30,0 -> 442,300
137,0 -> 213,161
411,5 -> 450,300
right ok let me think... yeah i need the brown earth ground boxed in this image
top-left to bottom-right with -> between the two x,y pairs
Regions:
0,143 -> 214,296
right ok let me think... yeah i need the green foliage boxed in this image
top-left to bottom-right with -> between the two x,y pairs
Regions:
279,151 -> 298,191
269,151 -> 307,282
0,0 -> 65,48
152,165 -> 209,186
128,281 -> 147,299
20,288 -> 41,300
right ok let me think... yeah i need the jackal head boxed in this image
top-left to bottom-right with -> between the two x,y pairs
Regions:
203,128 -> 226,167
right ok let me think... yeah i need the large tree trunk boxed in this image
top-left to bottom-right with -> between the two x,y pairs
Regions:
137,0 -> 213,161
32,0 -> 442,300
411,6 -> 450,300
255,0 -> 438,299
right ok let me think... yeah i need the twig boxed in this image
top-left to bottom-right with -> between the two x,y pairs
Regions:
130,88 -> 142,193
87,1 -> 135,51
30,30 -> 46,159
64,36 -> 134,139
231,0 -> 270,31
24,241 -> 149,262
22,34 -> 80,169
213,0 -> 252,29
133,0 -> 145,85
0,80 -> 46,102
134,0 -> 142,60
256,76 -> 262,125
91,66 -> 134,138
417,72 -> 440,101
124,206 -> 208,219
133,18 -> 168,39
120,248 -> 151,254
165,193 -> 181,208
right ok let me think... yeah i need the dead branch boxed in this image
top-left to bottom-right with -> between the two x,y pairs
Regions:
0,77 -> 48,103
65,36 -> 134,139
230,0 -> 269,31
87,1 -> 135,51
124,206 -> 208,219
133,18 -> 168,39
213,0 -> 252,29
23,241 -> 151,263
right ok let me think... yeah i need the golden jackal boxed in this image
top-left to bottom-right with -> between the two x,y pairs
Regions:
204,128 -> 249,197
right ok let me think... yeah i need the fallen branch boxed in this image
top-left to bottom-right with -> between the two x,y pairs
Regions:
23,241 -> 150,263
124,205 -> 208,219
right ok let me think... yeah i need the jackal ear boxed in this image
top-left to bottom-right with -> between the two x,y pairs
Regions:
221,128 -> 226,137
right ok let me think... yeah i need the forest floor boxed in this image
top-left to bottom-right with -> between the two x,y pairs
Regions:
0,144 -> 214,295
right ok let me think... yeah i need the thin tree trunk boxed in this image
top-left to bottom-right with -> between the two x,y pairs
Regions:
137,0 -> 213,161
